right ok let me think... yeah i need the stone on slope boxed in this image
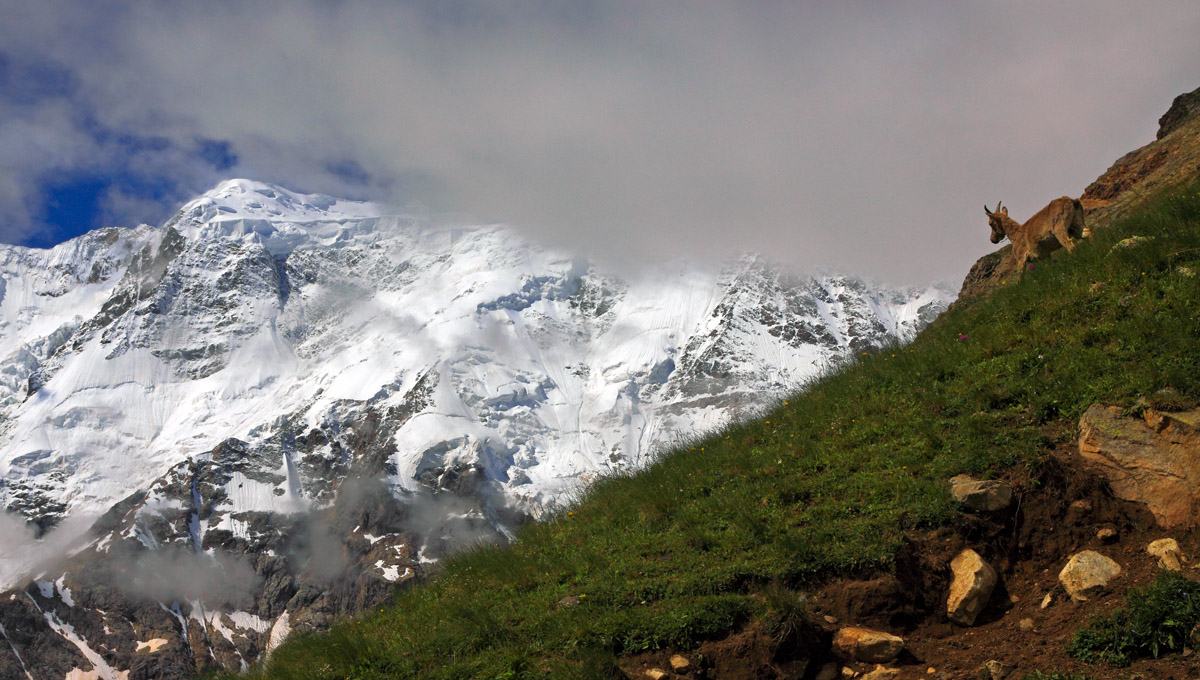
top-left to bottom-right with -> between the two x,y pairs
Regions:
861,665 -> 900,680
1147,538 -> 1185,571
947,549 -> 998,626
832,627 -> 905,664
949,475 -> 1013,512
978,660 -> 1015,680
669,654 -> 691,671
1059,550 -> 1122,601
1078,404 -> 1200,528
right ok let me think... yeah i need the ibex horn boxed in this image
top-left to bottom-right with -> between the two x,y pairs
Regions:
984,204 -> 993,216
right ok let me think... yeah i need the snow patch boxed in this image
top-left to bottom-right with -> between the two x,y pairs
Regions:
135,638 -> 168,653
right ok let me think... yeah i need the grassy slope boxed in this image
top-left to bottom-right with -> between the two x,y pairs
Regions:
240,183 -> 1200,680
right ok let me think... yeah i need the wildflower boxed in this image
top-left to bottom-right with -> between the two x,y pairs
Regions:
783,401 -> 789,406
567,512 -> 574,516
1027,263 -> 1035,270
1001,280 -> 1007,285
959,333 -> 969,341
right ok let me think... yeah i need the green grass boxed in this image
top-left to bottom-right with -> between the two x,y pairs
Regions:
238,182 -> 1200,679
1068,570 -> 1200,667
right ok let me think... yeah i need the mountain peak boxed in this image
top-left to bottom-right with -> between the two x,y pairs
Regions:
180,178 -> 393,225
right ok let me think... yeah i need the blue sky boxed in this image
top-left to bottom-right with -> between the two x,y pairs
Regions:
2,1 -> 1199,284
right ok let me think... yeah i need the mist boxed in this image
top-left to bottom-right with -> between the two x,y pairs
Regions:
112,546 -> 261,610
0,512 -> 96,589
1,2 -> 1197,285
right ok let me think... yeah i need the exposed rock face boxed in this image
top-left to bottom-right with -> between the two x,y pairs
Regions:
954,248 -> 1010,304
949,475 -> 1013,512
831,626 -> 904,664
1058,550 -> 1121,602
946,549 -> 998,626
0,404 -> 437,679
1157,85 -> 1200,139
1147,538 -> 1184,571
1078,404 -> 1200,528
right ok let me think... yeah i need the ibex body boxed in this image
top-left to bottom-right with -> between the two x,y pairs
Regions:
984,197 -> 1087,278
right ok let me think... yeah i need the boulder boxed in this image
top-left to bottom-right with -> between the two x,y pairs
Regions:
832,626 -> 905,663
1078,404 -> 1200,528
946,549 -> 998,626
814,662 -> 840,680
949,475 -> 1013,512
645,669 -> 668,680
1059,550 -> 1122,601
1147,538 -> 1185,571
1096,527 -> 1118,543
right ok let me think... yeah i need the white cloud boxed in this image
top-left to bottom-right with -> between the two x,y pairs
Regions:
1,1 -> 1198,283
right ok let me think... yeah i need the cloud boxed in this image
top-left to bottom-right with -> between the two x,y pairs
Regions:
0,511 -> 96,588
112,546 -> 261,609
1,2 -> 1199,283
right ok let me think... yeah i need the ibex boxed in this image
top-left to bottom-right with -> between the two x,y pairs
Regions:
984,197 -> 1088,278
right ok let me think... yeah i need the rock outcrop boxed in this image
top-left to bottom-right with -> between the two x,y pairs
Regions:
1078,404 -> 1200,528
1157,85 -> 1200,139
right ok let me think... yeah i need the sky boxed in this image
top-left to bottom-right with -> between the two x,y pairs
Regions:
1,2 -> 1198,285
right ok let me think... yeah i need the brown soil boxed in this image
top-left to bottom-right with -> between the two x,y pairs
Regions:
618,451 -> 1200,679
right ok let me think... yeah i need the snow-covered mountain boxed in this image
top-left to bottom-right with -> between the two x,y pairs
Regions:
0,179 -> 951,678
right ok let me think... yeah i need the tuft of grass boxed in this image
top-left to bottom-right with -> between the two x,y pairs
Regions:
236,180 -> 1200,679
1068,570 -> 1200,667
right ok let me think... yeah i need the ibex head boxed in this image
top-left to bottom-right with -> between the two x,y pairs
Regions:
984,201 -> 1009,244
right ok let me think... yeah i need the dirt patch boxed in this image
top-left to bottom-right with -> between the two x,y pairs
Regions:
619,622 -> 818,680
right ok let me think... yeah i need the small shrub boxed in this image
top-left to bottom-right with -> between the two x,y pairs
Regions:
1067,570 -> 1200,666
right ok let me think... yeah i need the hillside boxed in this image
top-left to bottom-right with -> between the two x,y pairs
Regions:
236,95 -> 1200,679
